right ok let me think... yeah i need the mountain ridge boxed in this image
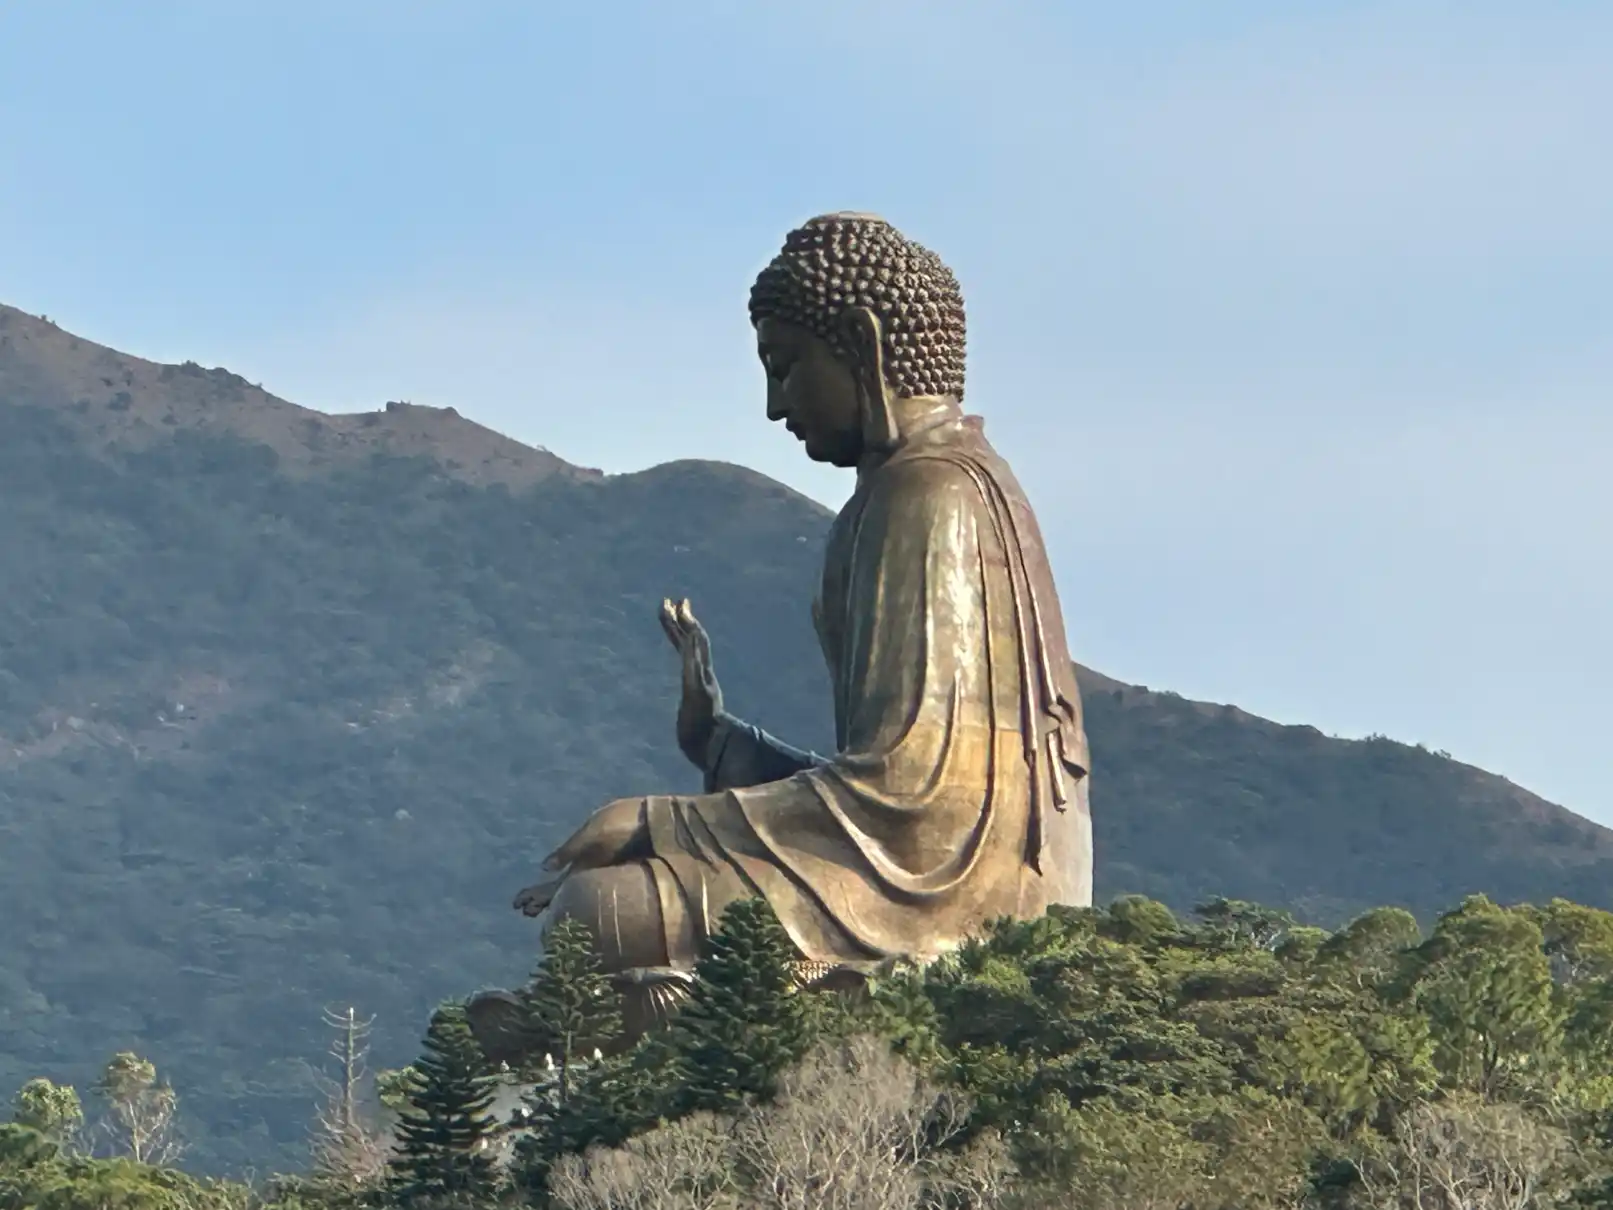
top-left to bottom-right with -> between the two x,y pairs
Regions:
0,302 -> 594,487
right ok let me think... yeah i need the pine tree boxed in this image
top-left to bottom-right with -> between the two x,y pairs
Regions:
670,896 -> 814,1113
516,918 -> 623,1104
511,1034 -> 683,1203
390,1003 -> 500,1207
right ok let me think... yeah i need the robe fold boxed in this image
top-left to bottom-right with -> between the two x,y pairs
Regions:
634,409 -> 1093,966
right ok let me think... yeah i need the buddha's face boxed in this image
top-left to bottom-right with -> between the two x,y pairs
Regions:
755,318 -> 865,468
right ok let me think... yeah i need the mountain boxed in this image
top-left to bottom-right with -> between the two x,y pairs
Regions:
2,302 -> 1611,1174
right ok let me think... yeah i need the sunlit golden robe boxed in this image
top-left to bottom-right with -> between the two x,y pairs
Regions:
631,408 -> 1091,966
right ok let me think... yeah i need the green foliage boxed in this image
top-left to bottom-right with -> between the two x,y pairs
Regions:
8,1079 -> 83,1148
509,1032 -> 682,1203
0,1123 -> 248,1210
1399,895 -> 1563,1099
512,920 -> 623,1099
1193,895 -> 1298,949
10,890 -> 1613,1208
1316,906 -> 1423,988
5,394 -> 1613,1177
0,1121 -> 60,1170
915,900 -> 1431,1190
389,1005 -> 499,1207
509,897 -> 817,1202
501,924 -> 637,1202
374,1068 -> 422,1115
667,897 -> 814,1115
1533,898 -> 1613,983
502,891 -> 1613,1208
1100,893 -> 1183,947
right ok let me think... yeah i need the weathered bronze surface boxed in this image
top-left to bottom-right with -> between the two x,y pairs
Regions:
472,213 -> 1091,1055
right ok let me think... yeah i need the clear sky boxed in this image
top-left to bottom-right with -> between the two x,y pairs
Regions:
2,2 -> 1609,824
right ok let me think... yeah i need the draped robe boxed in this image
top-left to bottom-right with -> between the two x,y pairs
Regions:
626,408 -> 1093,967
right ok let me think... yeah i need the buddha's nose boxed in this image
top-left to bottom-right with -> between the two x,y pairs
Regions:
765,386 -> 789,423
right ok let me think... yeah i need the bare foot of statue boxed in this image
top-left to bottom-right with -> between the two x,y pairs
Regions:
513,877 -> 565,917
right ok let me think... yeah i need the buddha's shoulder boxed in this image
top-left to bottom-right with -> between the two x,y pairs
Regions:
877,438 -> 1003,499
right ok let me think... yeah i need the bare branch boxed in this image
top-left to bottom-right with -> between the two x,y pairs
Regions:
549,1037 -> 998,1210
1360,1097 -> 1573,1210
549,1111 -> 738,1210
92,1051 -> 184,1166
307,1005 -> 388,1187
733,1035 -> 977,1210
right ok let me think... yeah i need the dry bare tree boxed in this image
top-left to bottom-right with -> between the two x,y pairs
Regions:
733,1034 -> 999,1210
549,1036 -> 1010,1210
308,1004 -> 389,1186
919,1128 -> 1016,1210
548,1111 -> 739,1210
92,1051 -> 183,1166
1361,1096 -> 1575,1210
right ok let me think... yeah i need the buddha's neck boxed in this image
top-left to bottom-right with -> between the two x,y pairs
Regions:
859,395 -> 963,478
894,394 -> 962,437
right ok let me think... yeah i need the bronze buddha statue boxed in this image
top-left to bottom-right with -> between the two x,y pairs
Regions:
470,213 -> 1092,1056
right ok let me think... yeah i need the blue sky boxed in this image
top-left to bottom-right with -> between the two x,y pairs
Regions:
2,1 -> 1609,824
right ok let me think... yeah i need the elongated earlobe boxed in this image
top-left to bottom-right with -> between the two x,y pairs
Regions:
838,307 -> 898,454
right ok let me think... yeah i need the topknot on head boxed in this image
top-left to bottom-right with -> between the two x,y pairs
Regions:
749,213 -> 967,401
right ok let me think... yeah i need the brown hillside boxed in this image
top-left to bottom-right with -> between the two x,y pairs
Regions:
0,303 -> 596,488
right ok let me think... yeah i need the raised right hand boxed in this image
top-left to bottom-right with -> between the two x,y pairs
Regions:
659,597 -> 724,769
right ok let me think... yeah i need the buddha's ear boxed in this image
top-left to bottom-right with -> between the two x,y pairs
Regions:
837,306 -> 897,454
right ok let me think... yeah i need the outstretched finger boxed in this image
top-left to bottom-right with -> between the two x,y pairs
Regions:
658,598 -> 683,650
676,599 -> 702,648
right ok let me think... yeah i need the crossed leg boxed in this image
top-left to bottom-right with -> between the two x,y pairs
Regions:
543,861 -> 701,1047
543,862 -> 672,971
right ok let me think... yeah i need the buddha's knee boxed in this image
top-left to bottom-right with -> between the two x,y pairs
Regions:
544,862 -> 672,973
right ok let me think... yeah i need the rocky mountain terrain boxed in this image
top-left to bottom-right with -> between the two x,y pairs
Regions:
3,302 -> 1610,1173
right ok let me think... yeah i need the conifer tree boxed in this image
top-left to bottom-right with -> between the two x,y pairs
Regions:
670,896 -> 814,1113
511,1033 -> 684,1203
517,918 -> 623,1104
390,1003 -> 500,1207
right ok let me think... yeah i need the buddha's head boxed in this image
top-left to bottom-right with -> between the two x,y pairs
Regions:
749,213 -> 967,468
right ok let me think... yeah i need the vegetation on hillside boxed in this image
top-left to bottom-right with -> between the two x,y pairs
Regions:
3,388 -> 1612,1175
9,892 -> 1613,1209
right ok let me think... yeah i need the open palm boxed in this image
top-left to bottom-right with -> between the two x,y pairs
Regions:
659,596 -> 723,768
